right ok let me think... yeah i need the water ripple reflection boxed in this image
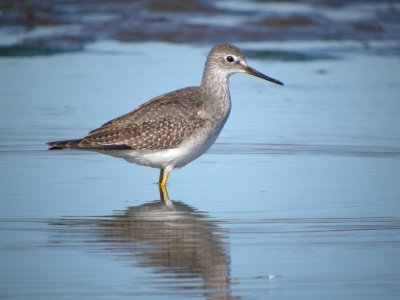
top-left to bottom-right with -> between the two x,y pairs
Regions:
210,143 -> 400,158
224,216 -> 400,248
50,199 -> 236,300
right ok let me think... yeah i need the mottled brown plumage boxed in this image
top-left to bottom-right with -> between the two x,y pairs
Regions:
49,88 -> 206,150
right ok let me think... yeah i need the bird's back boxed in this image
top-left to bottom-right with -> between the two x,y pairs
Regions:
48,87 -> 207,151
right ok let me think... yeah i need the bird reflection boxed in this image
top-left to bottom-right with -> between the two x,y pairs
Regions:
52,186 -> 236,300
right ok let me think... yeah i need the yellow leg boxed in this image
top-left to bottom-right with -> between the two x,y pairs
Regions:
158,169 -> 171,205
158,168 -> 170,187
158,185 -> 171,204
158,169 -> 164,185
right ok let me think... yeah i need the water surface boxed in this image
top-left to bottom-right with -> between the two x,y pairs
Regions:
1,1 -> 400,299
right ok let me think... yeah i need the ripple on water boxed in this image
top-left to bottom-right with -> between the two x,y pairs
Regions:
211,143 -> 400,158
2,142 -> 400,158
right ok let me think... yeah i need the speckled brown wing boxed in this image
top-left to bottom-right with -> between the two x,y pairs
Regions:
59,87 -> 206,151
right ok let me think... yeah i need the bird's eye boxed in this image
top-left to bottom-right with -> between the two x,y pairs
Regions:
226,56 -> 234,63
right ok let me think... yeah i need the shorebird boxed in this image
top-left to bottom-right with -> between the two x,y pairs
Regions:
48,44 -> 283,188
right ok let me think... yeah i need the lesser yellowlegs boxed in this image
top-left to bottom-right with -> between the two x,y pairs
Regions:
48,44 -> 283,188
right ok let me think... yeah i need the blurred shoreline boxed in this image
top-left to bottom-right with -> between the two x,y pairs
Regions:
0,0 -> 399,55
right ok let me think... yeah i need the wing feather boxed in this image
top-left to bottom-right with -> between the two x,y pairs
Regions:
70,87 -> 205,150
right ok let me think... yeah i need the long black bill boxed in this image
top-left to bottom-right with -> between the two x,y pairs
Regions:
245,66 -> 284,86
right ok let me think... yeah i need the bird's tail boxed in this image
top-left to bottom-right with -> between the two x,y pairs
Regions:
47,139 -> 131,150
47,139 -> 82,150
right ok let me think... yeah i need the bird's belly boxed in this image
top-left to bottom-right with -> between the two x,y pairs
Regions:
100,129 -> 220,171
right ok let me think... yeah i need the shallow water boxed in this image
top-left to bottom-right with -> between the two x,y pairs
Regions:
1,2 -> 400,299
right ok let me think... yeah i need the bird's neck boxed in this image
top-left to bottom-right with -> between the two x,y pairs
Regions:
197,65 -> 232,137
200,66 -> 231,112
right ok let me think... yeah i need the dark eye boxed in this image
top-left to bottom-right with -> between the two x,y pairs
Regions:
226,56 -> 234,63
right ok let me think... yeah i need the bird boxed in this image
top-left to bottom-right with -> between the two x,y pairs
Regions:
48,44 -> 283,188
